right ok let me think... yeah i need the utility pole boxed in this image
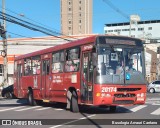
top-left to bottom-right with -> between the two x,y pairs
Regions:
1,0 -> 8,87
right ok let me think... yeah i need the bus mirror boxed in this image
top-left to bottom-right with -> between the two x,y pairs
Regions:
92,53 -> 97,67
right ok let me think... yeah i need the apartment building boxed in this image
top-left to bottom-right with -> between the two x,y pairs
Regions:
61,0 -> 92,35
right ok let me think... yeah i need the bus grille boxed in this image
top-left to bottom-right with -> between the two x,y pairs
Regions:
117,88 -> 141,92
113,100 -> 134,105
114,94 -> 136,98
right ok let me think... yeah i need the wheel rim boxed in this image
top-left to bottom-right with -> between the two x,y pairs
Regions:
28,93 -> 32,103
150,88 -> 154,93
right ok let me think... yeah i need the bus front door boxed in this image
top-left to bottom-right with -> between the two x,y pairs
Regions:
41,60 -> 50,99
81,52 -> 93,104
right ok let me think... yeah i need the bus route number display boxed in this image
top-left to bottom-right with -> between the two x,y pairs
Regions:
101,87 -> 117,92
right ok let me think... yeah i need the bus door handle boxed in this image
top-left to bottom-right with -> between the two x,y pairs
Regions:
64,89 -> 67,91
42,88 -> 44,90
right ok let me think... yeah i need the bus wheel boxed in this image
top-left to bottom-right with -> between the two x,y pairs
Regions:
28,90 -> 37,106
66,90 -> 72,110
71,91 -> 79,113
109,106 -> 116,113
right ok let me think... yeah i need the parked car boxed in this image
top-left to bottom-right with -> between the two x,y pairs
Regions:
1,85 -> 15,98
147,80 -> 160,93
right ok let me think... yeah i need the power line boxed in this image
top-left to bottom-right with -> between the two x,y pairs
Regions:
0,12 -> 72,41
0,6 -> 78,40
102,0 -> 129,20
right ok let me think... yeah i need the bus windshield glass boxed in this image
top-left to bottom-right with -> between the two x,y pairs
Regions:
95,46 -> 146,85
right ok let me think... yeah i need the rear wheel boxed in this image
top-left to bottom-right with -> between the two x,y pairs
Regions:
70,91 -> 79,113
109,106 -> 116,113
149,88 -> 155,93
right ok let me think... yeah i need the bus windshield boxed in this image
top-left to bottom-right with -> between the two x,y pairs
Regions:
95,46 -> 146,85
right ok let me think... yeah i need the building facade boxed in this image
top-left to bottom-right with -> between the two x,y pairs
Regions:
61,0 -> 92,35
104,20 -> 160,39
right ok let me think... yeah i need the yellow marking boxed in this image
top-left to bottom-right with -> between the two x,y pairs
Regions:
43,99 -> 50,103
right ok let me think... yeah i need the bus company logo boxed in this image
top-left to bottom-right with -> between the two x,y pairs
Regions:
2,120 -> 11,125
83,45 -> 93,51
123,91 -> 127,95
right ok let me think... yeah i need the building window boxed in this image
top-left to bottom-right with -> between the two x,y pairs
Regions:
148,27 -> 152,30
79,20 -> 81,24
68,20 -> 71,24
68,0 -> 71,5
114,29 -> 121,32
79,0 -> 82,4
131,28 -> 136,31
122,29 -> 129,31
108,30 -> 113,32
138,28 -> 144,31
79,7 -> 81,10
68,7 -> 71,11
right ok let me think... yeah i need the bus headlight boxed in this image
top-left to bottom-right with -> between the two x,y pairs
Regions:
141,93 -> 144,97
96,93 -> 101,97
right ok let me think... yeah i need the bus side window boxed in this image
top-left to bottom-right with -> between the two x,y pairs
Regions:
24,58 -> 32,76
32,56 -> 41,75
65,47 -> 80,72
52,51 -> 64,73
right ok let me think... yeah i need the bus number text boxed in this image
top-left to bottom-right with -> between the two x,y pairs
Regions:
101,87 -> 117,92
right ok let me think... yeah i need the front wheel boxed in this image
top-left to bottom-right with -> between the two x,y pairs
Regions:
28,90 -> 37,106
70,91 -> 79,113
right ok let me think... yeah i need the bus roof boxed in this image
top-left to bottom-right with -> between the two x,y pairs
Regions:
15,35 -> 143,60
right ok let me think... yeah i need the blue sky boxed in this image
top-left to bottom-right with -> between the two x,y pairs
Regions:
1,0 -> 160,38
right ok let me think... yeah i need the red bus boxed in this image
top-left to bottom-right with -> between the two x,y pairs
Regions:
14,35 -> 147,113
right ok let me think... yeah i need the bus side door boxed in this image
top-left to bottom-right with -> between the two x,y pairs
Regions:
17,63 -> 23,98
41,59 -> 50,99
81,51 -> 93,104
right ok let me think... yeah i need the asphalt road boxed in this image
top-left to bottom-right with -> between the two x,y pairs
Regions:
0,93 -> 160,128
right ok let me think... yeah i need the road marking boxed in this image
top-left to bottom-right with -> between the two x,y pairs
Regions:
151,108 -> 160,115
130,105 -> 147,112
147,98 -> 160,101
50,114 -> 96,128
36,107 -> 51,111
152,103 -> 160,106
15,106 -> 41,111
0,106 -> 26,112
54,109 -> 63,111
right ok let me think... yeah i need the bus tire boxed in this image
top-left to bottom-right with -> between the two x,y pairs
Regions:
71,91 -> 79,113
66,90 -> 72,110
109,106 -> 116,113
28,90 -> 37,106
